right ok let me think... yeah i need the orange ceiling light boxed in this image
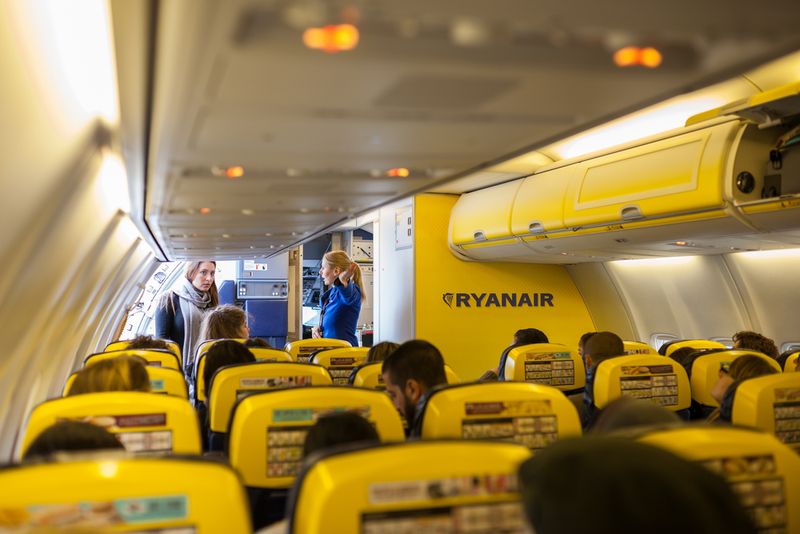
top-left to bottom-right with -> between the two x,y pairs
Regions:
613,46 -> 663,68
386,167 -> 410,177
225,165 -> 245,179
199,207 -> 211,215
303,24 -> 359,53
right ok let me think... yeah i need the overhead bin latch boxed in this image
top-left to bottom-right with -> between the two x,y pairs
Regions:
620,206 -> 644,221
528,222 -> 545,234
473,231 -> 487,241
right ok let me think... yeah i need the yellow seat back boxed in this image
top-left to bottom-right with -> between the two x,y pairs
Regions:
351,361 -> 385,389
419,382 -> 581,448
195,346 -> 293,402
288,440 -> 531,533
64,366 -> 188,399
593,355 -> 691,411
310,347 -> 370,384
229,386 -> 405,488
22,392 -> 202,456
640,426 -> 800,533
106,338 -> 182,363
208,362 -> 333,433
504,343 -> 586,392
284,338 -> 351,363
732,373 -> 800,452
194,337 -> 246,363
663,339 -> 726,357
85,349 -> 181,371
623,340 -> 658,355
0,456 -> 250,532
784,351 -> 799,372
690,350 -> 782,406
444,364 -> 461,384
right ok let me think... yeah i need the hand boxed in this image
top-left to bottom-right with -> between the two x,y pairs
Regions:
338,262 -> 357,285
312,326 -> 321,339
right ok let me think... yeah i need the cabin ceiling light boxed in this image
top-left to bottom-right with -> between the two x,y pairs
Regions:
222,234 -> 230,238
225,166 -> 245,179
386,167 -> 410,177
199,207 -> 211,215
450,17 -> 490,47
241,209 -> 254,215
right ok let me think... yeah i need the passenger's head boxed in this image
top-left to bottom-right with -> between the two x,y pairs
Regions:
321,250 -> 364,294
583,331 -> 624,368
23,421 -> 124,460
366,341 -> 400,363
204,340 -> 256,397
732,331 -> 778,358
577,332 -> 597,361
710,354 -> 779,404
303,412 -> 380,457
513,328 -> 549,346
199,304 -> 249,341
126,335 -> 170,351
243,337 -> 272,349
69,356 -> 151,395
381,340 -> 447,420
668,347 -> 697,368
591,397 -> 681,434
518,437 -> 756,534
185,260 -> 219,304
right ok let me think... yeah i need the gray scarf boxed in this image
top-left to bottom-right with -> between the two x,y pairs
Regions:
174,277 -> 212,368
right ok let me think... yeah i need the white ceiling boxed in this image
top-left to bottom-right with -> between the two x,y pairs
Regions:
121,0 -> 800,259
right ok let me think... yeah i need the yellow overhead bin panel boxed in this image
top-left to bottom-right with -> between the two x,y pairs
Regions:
563,121 -> 741,228
450,179 -> 521,245
511,169 -> 571,237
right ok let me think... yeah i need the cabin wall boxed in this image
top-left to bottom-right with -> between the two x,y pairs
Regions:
376,198 -> 416,343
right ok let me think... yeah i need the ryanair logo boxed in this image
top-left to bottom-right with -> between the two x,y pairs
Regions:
442,292 -> 554,308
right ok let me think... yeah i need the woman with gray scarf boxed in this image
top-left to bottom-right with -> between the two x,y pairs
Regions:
156,261 -> 219,376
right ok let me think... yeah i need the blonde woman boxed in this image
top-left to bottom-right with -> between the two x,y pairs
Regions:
69,355 -> 151,395
312,250 -> 363,346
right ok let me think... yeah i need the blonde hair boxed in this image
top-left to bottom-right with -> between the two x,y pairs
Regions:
199,304 -> 249,341
69,356 -> 151,395
323,250 -> 365,297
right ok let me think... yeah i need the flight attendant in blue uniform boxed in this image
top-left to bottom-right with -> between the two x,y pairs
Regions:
313,250 -> 363,346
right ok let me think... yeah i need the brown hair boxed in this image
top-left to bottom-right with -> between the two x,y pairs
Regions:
69,356 -> 151,395
732,331 -> 778,358
199,304 -> 248,341
126,335 -> 170,351
323,250 -> 365,297
727,354 -> 778,381
366,341 -> 400,363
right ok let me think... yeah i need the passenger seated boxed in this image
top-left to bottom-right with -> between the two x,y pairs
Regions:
200,304 -> 250,343
480,328 -> 549,381
582,331 -> 625,428
381,340 -> 447,437
577,331 -> 597,365
22,421 -> 124,460
244,337 -> 273,349
706,355 -> 779,423
518,436 -> 757,534
69,355 -> 151,395
591,397 -> 681,434
126,334 -> 171,351
365,341 -> 399,363
732,330 -> 779,359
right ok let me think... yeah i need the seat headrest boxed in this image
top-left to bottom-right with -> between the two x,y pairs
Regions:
310,347 -> 370,384
284,338 -> 352,362
732,372 -> 800,452
593,355 -> 691,411
503,343 -> 586,392
689,349 -> 781,406
84,349 -> 182,371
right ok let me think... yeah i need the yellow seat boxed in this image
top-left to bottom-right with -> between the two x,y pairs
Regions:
85,349 -> 181,371
639,426 -> 800,533
228,386 -> 405,488
663,339 -> 726,357
623,340 -> 658,355
21,392 -> 202,457
593,355 -> 691,411
195,346 -> 293,403
444,364 -> 461,384
732,373 -> 800,452
106,338 -> 182,364
503,343 -> 586,393
0,455 -> 250,532
287,440 -> 531,533
194,337 -> 246,363
284,338 -> 351,363
64,366 -> 188,399
207,362 -> 333,434
419,382 -> 581,448
310,347 -> 370,384
784,351 -> 799,372
690,350 -> 782,407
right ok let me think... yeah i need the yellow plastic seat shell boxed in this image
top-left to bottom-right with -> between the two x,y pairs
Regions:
623,341 -> 658,355
64,366 -> 189,399
504,343 -> 586,392
664,339 -> 726,357
194,337 -> 247,363
0,455 -> 250,533
732,373 -> 800,451
22,391 -> 202,457
784,351 -> 799,372
593,354 -> 691,411
208,362 -> 333,433
351,361 -> 385,389
639,426 -> 800,533
85,349 -> 182,371
195,347 -> 293,403
419,382 -> 582,447
289,440 -> 531,533
310,347 -> 370,384
106,338 -> 182,363
228,386 -> 405,488
690,350 -> 782,406
284,338 -> 351,362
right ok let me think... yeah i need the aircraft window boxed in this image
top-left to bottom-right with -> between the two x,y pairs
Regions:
649,333 -> 678,352
709,337 -> 734,349
780,342 -> 800,353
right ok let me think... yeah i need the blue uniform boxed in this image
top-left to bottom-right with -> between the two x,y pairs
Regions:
320,280 -> 362,346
